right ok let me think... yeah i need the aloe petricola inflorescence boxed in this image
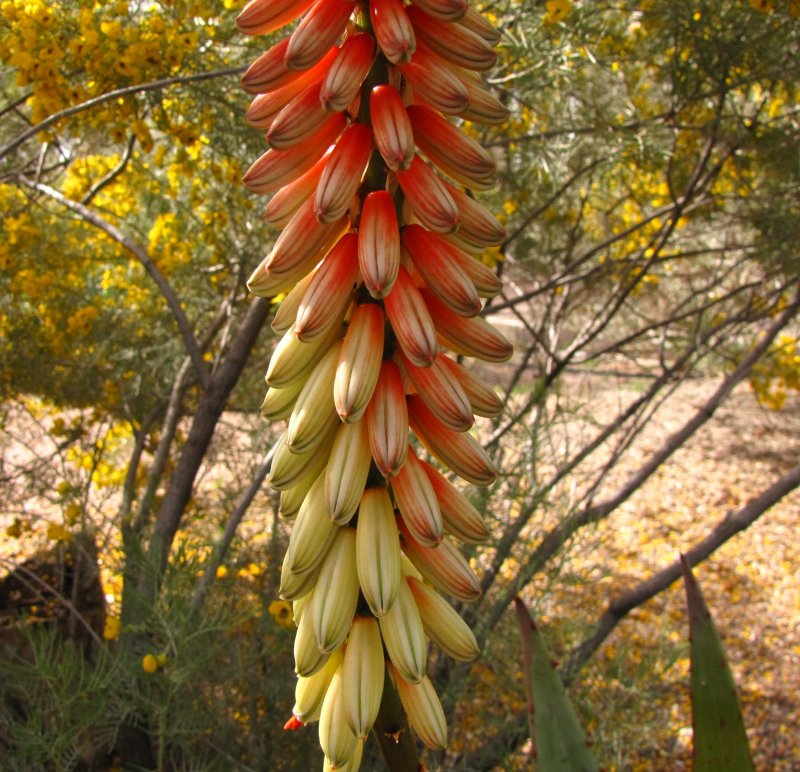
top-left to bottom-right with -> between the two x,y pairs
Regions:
237,0 -> 510,764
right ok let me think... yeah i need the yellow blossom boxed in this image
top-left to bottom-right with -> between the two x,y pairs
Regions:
268,600 -> 294,629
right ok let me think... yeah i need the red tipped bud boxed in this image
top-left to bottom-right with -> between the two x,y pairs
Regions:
409,0 -> 466,22
283,714 -> 305,730
396,350 -> 473,432
407,7 -> 497,71
396,156 -> 460,233
358,191 -> 401,298
398,518 -> 481,601
242,114 -> 346,194
370,0 -> 416,64
402,224 -> 481,317
407,104 -> 496,190
237,0 -> 315,35
286,0 -> 357,72
391,445 -> 443,547
314,123 -> 374,224
334,303 -> 385,422
383,266 -> 438,367
422,287 -> 513,363
296,233 -> 360,341
365,360 -> 409,478
370,85 -> 415,172
320,34 -> 376,112
408,394 -> 497,486
399,48 -> 470,115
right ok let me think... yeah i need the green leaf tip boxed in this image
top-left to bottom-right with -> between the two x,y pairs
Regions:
680,555 -> 755,772
514,596 -> 599,772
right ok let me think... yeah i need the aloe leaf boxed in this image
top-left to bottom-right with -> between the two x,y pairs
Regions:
514,597 -> 598,772
681,555 -> 755,772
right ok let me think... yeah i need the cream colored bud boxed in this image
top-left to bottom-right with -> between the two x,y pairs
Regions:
326,419 -> 373,526
319,666 -> 359,768
378,577 -> 427,683
266,321 -> 345,390
388,664 -> 448,750
261,378 -> 305,422
313,528 -> 360,654
406,576 -> 479,661
295,593 -> 330,677
356,488 -> 402,617
294,647 -> 343,723
341,617 -> 385,737
270,424 -> 336,491
286,341 -> 342,454
284,472 -> 339,576
279,548 -> 320,601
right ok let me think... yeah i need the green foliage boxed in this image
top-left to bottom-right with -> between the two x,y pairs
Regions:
514,597 -> 598,772
682,557 -> 755,772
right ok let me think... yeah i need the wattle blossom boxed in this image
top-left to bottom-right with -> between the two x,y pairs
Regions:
237,0 -> 510,762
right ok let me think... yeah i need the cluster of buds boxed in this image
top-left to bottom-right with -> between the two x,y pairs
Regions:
237,0 -> 510,765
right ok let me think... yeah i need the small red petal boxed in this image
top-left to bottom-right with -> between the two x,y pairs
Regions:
283,715 -> 305,730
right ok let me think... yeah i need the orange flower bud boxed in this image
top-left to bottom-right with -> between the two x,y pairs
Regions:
396,155 -> 459,233
264,150 -> 331,230
407,104 -> 496,190
458,5 -> 502,45
296,233 -> 360,341
314,123 -> 374,224
365,360 -> 409,477
358,190 -> 401,298
237,0 -> 315,35
383,266 -> 438,367
418,457 -> 490,543
422,287 -> 513,363
370,0 -> 416,64
407,8 -> 497,71
396,350 -> 473,432
409,0 -> 466,22
246,51 -> 336,128
438,354 -> 503,419
399,48 -> 470,115
286,0 -> 357,72
408,394 -> 496,486
370,85 -> 415,172
321,34 -> 376,112
398,517 -> 481,601
267,81 -> 328,150
391,444 -> 444,546
401,224 -> 481,316
242,114 -> 346,194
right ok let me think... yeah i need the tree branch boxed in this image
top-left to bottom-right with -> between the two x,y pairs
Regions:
563,461 -> 800,682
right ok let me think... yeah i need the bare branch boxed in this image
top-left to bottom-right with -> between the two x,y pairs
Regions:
563,461 -> 800,682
